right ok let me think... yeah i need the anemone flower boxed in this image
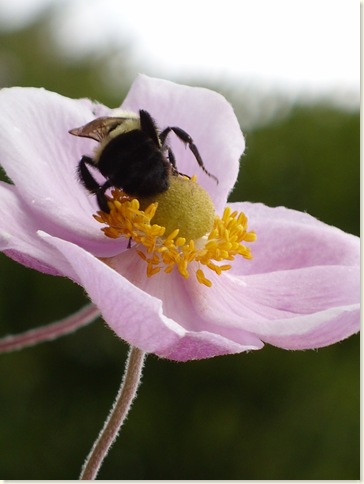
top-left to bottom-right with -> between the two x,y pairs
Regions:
0,75 -> 359,478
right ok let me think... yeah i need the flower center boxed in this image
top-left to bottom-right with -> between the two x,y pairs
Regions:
94,176 -> 256,287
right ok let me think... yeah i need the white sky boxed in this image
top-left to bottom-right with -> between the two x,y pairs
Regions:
0,0 -> 360,102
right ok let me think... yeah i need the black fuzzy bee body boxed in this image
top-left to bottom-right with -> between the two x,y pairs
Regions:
70,109 -> 217,212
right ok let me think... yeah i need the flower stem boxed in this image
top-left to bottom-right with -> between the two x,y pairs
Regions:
0,303 -> 100,353
79,346 -> 146,480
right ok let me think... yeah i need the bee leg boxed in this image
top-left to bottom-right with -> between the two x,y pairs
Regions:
96,180 -> 112,213
160,127 -> 218,184
167,148 -> 178,173
168,148 -> 190,179
78,156 -> 102,193
78,156 -> 111,212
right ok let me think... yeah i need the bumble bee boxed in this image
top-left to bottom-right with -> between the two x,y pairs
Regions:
69,109 -> 218,213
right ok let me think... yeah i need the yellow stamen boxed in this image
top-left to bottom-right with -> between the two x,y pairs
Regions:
94,185 -> 256,287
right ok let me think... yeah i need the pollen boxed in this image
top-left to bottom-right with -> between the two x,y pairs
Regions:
94,177 -> 256,287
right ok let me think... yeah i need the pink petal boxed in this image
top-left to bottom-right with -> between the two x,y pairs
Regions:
122,75 -> 244,211
195,266 -> 359,349
0,182 -> 62,275
230,202 -> 359,274
39,233 -> 263,361
102,249 -> 264,349
192,202 -> 360,349
0,87 -> 122,257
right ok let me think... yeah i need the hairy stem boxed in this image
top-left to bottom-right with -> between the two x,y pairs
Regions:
80,346 -> 146,480
0,303 -> 100,353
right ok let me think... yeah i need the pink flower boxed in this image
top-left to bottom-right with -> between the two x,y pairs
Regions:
0,75 -> 359,361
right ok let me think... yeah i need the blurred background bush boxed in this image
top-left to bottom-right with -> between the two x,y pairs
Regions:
0,1 -> 359,480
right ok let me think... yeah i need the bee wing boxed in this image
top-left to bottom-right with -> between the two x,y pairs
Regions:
69,116 -> 135,142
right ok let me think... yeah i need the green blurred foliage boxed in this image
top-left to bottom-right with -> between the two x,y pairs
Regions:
0,9 -> 359,480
